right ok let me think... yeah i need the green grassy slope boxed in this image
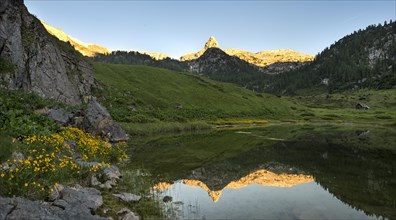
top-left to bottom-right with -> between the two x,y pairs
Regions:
286,89 -> 396,124
93,63 -> 301,123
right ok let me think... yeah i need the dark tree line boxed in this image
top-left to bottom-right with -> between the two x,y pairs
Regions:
266,20 -> 396,95
92,51 -> 188,72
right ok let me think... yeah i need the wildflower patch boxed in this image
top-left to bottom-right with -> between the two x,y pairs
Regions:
0,127 -> 128,199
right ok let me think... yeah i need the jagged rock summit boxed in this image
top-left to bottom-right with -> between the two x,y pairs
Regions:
180,36 -> 220,61
204,36 -> 220,49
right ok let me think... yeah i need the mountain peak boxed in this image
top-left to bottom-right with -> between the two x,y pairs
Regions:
180,36 -> 221,61
204,36 -> 220,49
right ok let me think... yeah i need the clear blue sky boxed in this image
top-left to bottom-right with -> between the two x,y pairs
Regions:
25,0 -> 395,58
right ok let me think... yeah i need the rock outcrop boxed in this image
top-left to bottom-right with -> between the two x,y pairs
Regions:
0,186 -> 106,220
0,0 -> 95,105
81,97 -> 129,142
112,193 -> 141,202
117,208 -> 140,220
260,61 -> 308,75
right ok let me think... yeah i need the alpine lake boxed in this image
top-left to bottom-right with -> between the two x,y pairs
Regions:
126,123 -> 396,219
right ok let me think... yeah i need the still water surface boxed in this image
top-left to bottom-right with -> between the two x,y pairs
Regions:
129,124 -> 396,219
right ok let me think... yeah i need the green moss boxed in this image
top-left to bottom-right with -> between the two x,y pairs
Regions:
0,132 -> 17,162
21,23 -> 36,47
0,57 -> 15,74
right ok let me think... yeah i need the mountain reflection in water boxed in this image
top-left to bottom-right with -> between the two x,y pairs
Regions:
129,125 -> 396,219
155,169 -> 314,202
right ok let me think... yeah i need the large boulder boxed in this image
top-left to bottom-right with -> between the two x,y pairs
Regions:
112,193 -> 141,202
355,103 -> 370,110
0,197 -> 14,220
117,208 -> 140,220
0,187 -> 107,220
82,97 -> 129,142
59,186 -> 103,211
48,107 -> 73,124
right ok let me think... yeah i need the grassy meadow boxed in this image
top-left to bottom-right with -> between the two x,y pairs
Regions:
93,63 -> 302,123
93,62 -> 396,134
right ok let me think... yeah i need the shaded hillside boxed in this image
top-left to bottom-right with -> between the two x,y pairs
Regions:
186,48 -> 265,89
93,62 -> 301,123
92,51 -> 188,72
0,0 -> 95,105
267,21 -> 396,95
92,49 -> 268,91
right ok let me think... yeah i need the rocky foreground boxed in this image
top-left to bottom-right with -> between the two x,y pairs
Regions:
0,167 -> 140,220
0,95 -> 143,219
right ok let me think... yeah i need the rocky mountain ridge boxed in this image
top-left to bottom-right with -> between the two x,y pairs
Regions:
42,22 -> 313,67
225,48 -> 314,67
180,36 -> 314,67
41,21 -> 110,57
42,21 -> 170,60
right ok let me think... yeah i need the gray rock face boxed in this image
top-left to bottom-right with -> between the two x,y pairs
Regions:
117,208 -> 140,220
5,197 -> 63,220
0,0 -> 95,105
82,97 -> 129,142
112,193 -> 141,202
88,165 -> 121,189
60,187 -> 103,211
0,186 -> 106,220
259,62 -> 307,75
0,197 -> 14,220
103,165 -> 122,180
355,103 -> 370,110
47,107 -> 73,124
